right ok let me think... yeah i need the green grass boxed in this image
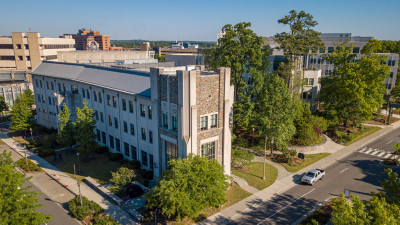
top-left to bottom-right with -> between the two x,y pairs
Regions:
279,153 -> 331,173
15,158 -> 43,172
226,182 -> 252,206
232,162 -> 278,190
337,126 -> 381,146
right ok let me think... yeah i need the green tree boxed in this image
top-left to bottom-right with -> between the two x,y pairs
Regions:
231,148 -> 255,167
255,73 -> 296,179
57,103 -> 76,149
145,154 -> 230,220
0,150 -> 53,224
22,89 -> 35,110
318,42 -> 390,127
73,99 -> 97,159
10,96 -> 32,133
0,96 -> 9,117
109,167 -> 135,187
154,53 -> 165,61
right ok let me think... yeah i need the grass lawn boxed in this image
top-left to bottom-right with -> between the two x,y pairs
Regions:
268,153 -> 331,173
232,162 -> 278,190
339,126 -> 381,146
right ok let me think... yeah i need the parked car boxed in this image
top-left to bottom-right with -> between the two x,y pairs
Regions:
301,169 -> 325,186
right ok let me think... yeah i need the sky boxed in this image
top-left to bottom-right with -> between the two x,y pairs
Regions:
1,0 -> 399,41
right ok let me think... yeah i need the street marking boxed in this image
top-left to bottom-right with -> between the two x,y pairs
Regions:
393,155 -> 398,159
364,149 -> 373,154
376,152 -> 386,157
256,188 -> 316,225
370,150 -> 380,156
358,147 -> 368,153
387,141 -> 392,145
340,168 -> 348,173
383,154 -> 391,159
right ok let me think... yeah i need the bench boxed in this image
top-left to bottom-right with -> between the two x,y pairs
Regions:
85,176 -> 123,206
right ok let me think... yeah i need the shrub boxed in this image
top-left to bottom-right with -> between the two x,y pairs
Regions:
109,153 -> 123,161
281,147 -> 293,163
94,214 -> 120,225
234,137 -> 249,148
27,140 -> 42,149
288,162 -> 295,167
68,196 -> 104,221
118,159 -> 129,165
312,116 -> 328,132
42,133 -> 57,148
15,158 -> 42,172
110,167 -> 135,186
289,149 -> 297,157
231,148 -> 255,167
384,158 -> 399,166
96,146 -> 109,154
35,147 -> 56,157
142,170 -> 154,180
125,160 -> 141,170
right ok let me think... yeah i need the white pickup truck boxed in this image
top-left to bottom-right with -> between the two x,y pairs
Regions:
301,169 -> 325,186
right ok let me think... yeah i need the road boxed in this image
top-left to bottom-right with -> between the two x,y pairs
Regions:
232,128 -> 400,225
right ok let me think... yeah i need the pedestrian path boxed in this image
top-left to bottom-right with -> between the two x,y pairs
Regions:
0,132 -> 138,225
357,146 -> 393,159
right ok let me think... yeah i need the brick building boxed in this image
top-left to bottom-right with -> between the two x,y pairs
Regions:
65,28 -> 110,50
31,61 -> 234,178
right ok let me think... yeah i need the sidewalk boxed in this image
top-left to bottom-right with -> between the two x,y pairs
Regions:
0,132 -> 138,225
199,120 -> 400,225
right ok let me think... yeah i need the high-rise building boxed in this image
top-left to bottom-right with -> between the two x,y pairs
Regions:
65,28 -> 110,50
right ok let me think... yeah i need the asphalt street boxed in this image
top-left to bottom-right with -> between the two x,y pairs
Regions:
232,128 -> 400,225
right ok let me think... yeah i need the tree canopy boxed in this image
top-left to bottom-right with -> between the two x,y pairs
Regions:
0,96 -> 9,116
57,103 -> 76,148
73,99 -> 97,159
10,95 -> 32,133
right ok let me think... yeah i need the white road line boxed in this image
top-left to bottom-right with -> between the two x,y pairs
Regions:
376,152 -> 386,157
388,141 -> 392,145
256,188 -> 316,225
393,155 -> 398,159
358,147 -> 368,153
364,149 -> 373,154
340,168 -> 348,173
370,150 -> 380,156
383,154 -> 392,159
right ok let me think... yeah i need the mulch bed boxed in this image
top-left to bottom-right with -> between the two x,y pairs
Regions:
267,155 -> 309,166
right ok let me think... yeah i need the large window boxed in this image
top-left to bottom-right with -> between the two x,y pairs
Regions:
113,96 -> 117,108
308,92 -> 313,99
353,47 -> 360,54
107,95 -> 111,106
130,123 -> 135,135
319,48 -> 325,53
86,89 -> 90,99
40,80 -> 43,88
200,116 -> 208,131
115,138 -> 120,151
94,91 -> 97,101
99,92 -> 103,103
46,81 -> 49,89
309,78 -> 314,85
141,128 -> 146,140
166,142 -> 178,166
124,142 -> 129,157
163,113 -> 168,128
100,112 -> 104,123
122,99 -> 126,111
58,83 -> 62,92
108,115 -> 112,126
129,101 -> 133,113
114,117 -> 118,129
210,114 -> 217,128
201,142 -> 215,159
94,110 -> 99,120
172,116 -> 178,131
123,121 -> 128,133
140,104 -> 145,117
328,47 -> 334,53
131,145 -> 137,160
101,132 -> 106,144
71,85 -> 78,94
141,150 -> 148,166
96,129 -> 100,141
109,135 -> 114,149
149,131 -> 153,143
149,154 -> 154,170
148,106 -> 152,119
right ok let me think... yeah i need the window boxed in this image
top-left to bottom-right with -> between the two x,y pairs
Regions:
325,70 -> 329,75
107,95 -> 111,106
48,97 -> 52,105
211,114 -> 217,128
149,154 -> 154,170
148,106 -> 152,119
140,104 -> 145,117
58,83 -> 62,92
108,115 -> 112,126
63,84 -> 66,92
35,79 -> 39,87
129,101 -> 133,113
114,117 -> 118,129
308,92 -> 313,99
130,123 -> 135,135
149,131 -> 153,143
387,83 -> 392,89
201,142 -> 215,159
318,59 -> 321,64
99,92 -> 103,103
51,82 -> 54,90
124,142 -> 130,157
96,129 -> 100,141
113,96 -> 117,108
122,99 -> 126,111
109,135 -> 114,149
82,88 -> 85,98
392,60 -> 396,66
172,116 -> 178,131
390,72 -> 393,78
131,146 -> 137,160
123,121 -> 128,133
86,89 -> 90,99
309,78 -> 314,85
200,116 -> 208,131
329,70 -> 332,75
141,150 -> 148,166
302,92 -> 307,99
46,81 -> 49,89
319,48 -> 325,53
37,94 -> 41,102
94,91 -> 97,102
141,128 -> 146,140
40,80 -> 43,88
162,113 -> 168,128
71,85 -> 78,94
100,112 -> 104,122
353,47 -> 360,53
115,138 -> 120,151
102,132 -> 106,144
166,141 -> 178,165
328,47 -> 334,53
321,59 -> 325,64
94,110 -> 99,120
42,95 -> 45,103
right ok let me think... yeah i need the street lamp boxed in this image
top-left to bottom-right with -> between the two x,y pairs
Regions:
77,152 -> 81,174
24,145 -> 28,166
77,181 -> 83,207
30,127 -> 33,140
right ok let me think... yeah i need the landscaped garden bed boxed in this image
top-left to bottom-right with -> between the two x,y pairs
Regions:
384,158 -> 399,166
267,153 -> 331,173
326,125 -> 381,146
15,158 -> 43,172
299,197 -> 340,225
365,113 -> 400,125
232,162 -> 278,190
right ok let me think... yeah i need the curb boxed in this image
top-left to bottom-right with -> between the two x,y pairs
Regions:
291,196 -> 332,225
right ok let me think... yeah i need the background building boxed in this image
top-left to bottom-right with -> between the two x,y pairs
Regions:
31,62 -> 234,178
57,50 -> 155,64
64,28 -> 110,50
165,54 -> 204,67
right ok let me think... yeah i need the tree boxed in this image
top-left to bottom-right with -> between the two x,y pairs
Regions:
10,96 -> 32,133
275,10 -> 324,92
255,73 -> 296,179
73,99 -> 97,159
57,103 -> 76,149
318,42 -> 390,127
0,96 -> 9,117
0,150 -> 53,224
109,167 -> 135,187
22,89 -> 35,110
154,53 -> 165,61
231,148 -> 255,168
145,154 -> 230,220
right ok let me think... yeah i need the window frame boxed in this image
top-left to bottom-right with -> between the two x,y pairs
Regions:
201,142 -> 216,159
141,128 -> 146,140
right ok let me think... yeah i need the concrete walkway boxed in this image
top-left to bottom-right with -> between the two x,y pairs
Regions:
198,120 -> 400,225
0,132 -> 138,225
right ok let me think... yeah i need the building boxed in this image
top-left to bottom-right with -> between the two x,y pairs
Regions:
165,54 -> 204,67
65,28 -> 110,51
155,47 -> 201,56
109,46 -> 123,51
57,50 -> 155,64
0,71 -> 32,106
31,61 -> 234,177
0,32 -> 75,70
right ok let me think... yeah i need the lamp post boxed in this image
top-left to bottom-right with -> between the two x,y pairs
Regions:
24,145 -> 28,166
77,181 -> 83,207
30,127 -> 33,140
77,152 -> 81,174
73,164 -> 76,179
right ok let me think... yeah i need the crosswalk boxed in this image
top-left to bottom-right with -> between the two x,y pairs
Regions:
357,147 -> 396,159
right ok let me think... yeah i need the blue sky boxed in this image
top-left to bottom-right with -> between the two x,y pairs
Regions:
1,0 -> 399,41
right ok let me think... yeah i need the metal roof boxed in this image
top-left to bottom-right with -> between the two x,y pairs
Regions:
31,61 -> 151,98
